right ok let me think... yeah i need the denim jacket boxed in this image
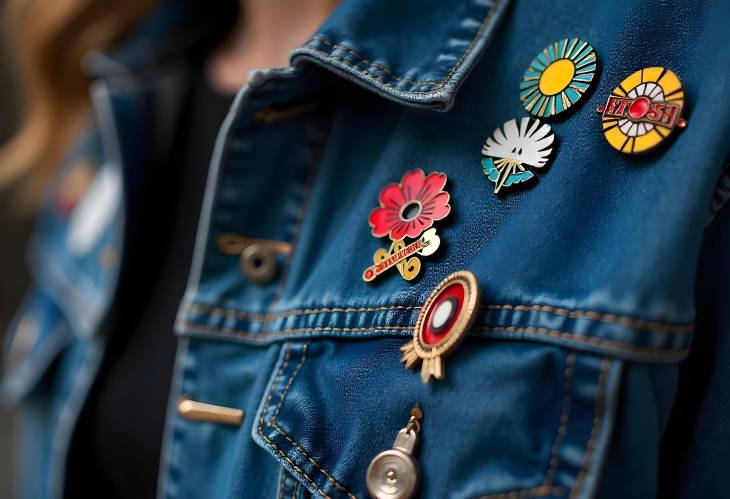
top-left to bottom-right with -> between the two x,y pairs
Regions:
3,0 -> 730,498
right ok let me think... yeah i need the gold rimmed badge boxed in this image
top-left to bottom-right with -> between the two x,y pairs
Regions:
401,271 -> 480,383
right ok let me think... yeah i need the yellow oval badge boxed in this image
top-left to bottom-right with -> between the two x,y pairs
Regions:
599,67 -> 687,154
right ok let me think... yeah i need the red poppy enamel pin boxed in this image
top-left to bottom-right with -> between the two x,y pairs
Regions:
362,169 -> 451,282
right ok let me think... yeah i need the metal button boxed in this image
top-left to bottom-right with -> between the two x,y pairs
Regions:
216,233 -> 292,285
240,244 -> 276,284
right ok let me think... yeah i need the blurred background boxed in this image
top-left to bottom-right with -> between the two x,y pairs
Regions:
0,3 -> 30,496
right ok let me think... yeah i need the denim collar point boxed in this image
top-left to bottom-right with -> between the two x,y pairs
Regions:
291,0 -> 512,111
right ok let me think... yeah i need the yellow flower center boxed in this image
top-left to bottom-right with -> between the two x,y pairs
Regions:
539,59 -> 575,96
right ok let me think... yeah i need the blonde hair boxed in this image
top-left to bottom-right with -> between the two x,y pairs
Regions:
0,0 -> 156,201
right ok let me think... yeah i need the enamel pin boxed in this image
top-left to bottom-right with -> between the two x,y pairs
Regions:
520,38 -> 597,117
481,117 -> 555,193
401,271 -> 480,383
363,169 -> 451,282
598,67 -> 687,154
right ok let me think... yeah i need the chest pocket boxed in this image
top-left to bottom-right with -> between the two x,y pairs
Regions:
248,313 -> 640,499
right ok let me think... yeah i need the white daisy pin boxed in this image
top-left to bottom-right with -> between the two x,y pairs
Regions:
481,117 -> 555,194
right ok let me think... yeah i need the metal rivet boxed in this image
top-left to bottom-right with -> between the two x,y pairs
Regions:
240,244 -> 277,284
177,397 -> 244,426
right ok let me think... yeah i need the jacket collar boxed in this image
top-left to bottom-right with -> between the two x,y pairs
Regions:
291,0 -> 512,111
86,0 -> 512,111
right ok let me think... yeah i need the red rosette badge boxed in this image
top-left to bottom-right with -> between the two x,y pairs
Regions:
401,271 -> 480,383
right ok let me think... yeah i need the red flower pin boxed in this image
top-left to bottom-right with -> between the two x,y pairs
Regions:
362,169 -> 451,283
368,169 -> 451,241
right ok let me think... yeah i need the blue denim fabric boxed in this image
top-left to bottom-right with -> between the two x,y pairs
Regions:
3,0 -> 730,498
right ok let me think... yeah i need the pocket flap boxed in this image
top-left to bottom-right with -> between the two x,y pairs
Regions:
180,296 -> 692,363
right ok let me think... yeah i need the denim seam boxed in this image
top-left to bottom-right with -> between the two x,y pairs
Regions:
274,326 -> 409,333
187,303 -> 420,321
180,320 -> 412,338
310,35 -> 440,86
569,358 -> 611,499
271,343 -> 309,423
477,486 -> 566,499
257,346 -> 331,498
259,342 -> 357,498
259,431 -> 331,499
300,0 -> 504,94
483,304 -> 693,334
177,321 -> 686,359
478,327 -> 687,359
298,46 -> 447,93
262,344 -> 292,419
543,352 -> 576,487
267,342 -> 358,499
185,301 -> 692,334
278,467 -> 286,499
271,422 -> 357,499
